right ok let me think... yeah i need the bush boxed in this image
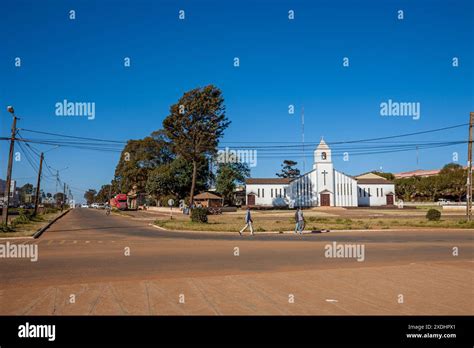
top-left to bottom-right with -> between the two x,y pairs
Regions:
0,222 -> 13,232
426,209 -> 441,221
42,207 -> 59,215
10,215 -> 31,228
191,207 -> 208,223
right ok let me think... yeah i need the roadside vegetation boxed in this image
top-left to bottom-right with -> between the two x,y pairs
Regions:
154,208 -> 474,232
0,207 -> 64,237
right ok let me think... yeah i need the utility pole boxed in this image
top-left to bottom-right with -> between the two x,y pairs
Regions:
33,152 -> 44,216
2,110 -> 18,224
467,112 -> 474,221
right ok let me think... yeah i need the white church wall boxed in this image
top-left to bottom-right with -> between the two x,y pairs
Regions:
314,162 -> 334,196
246,184 -> 289,206
357,184 -> 395,206
288,171 -> 319,207
334,170 -> 358,207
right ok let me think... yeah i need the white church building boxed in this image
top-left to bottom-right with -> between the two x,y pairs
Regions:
245,139 -> 395,208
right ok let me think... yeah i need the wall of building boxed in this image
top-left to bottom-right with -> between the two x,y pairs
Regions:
246,184 -> 289,206
357,184 -> 395,206
334,170 -> 358,207
288,171 -> 317,207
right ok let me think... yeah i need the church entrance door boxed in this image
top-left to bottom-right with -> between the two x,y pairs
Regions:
386,194 -> 394,205
320,193 -> 330,206
247,194 -> 255,206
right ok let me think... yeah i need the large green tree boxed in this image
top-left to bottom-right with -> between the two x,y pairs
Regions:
114,132 -> 173,193
95,184 -> 112,203
215,162 -> 250,205
84,189 -> 97,204
438,163 -> 466,201
276,160 -> 300,178
162,85 -> 230,205
146,156 -> 210,203
395,163 -> 469,202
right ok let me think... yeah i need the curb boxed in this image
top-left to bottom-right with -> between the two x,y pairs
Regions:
33,209 -> 71,239
148,223 -> 330,235
148,223 -> 471,235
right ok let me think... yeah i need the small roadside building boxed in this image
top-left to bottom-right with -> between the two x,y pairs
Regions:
193,192 -> 224,208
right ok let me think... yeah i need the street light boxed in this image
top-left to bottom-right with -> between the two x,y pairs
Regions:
2,105 -> 18,224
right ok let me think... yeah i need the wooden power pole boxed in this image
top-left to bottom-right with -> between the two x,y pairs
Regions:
2,116 -> 17,224
467,112 -> 474,221
33,152 -> 44,216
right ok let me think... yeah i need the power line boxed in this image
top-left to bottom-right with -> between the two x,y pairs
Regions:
18,123 -> 468,147
17,141 -> 39,174
19,128 -> 126,144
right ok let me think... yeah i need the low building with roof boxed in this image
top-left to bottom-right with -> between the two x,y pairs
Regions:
193,192 -> 224,208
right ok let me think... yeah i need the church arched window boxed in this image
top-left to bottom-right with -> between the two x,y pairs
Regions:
321,152 -> 327,160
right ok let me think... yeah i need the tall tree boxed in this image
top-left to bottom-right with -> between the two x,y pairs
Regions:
216,162 -> 250,205
83,189 -> 97,204
162,85 -> 230,206
146,156 -> 210,203
438,163 -> 466,201
276,160 -> 300,178
114,133 -> 173,193
95,184 -> 113,203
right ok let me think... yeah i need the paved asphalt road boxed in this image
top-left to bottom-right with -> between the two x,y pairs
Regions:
0,208 -> 472,315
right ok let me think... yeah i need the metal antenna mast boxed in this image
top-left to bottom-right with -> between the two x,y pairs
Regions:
302,106 -> 305,173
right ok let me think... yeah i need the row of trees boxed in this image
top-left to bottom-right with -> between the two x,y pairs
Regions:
89,85 -> 250,206
394,163 -> 468,202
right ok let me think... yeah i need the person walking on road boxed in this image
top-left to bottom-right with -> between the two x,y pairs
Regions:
294,207 -> 305,234
239,208 -> 254,236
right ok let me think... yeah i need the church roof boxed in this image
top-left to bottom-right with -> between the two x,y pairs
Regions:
355,172 -> 393,184
246,178 -> 292,185
356,172 -> 386,180
316,138 -> 329,149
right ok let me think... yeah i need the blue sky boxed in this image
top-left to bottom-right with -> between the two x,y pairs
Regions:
1,0 -> 473,201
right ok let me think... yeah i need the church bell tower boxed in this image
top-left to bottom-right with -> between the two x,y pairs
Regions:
313,138 -> 332,168
313,138 -> 334,204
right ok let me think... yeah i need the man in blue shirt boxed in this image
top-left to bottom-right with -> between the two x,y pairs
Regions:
239,208 -> 254,236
